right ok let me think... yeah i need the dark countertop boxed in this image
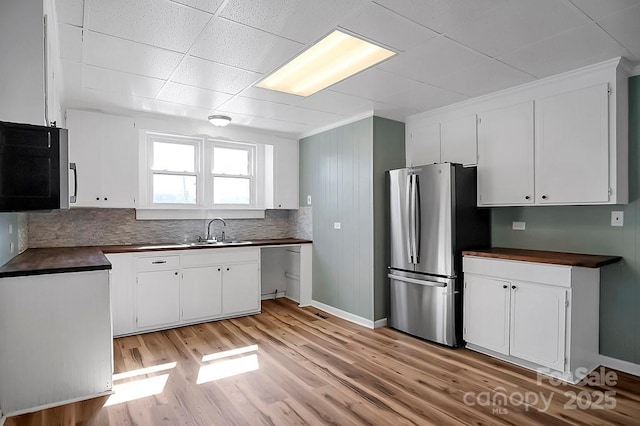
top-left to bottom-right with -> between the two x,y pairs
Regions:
462,247 -> 622,268
0,238 -> 312,278
0,247 -> 112,278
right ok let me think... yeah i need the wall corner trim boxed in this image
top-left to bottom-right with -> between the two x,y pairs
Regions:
1,408 -> 5,426
310,300 -> 376,329
373,318 -> 388,329
599,355 -> 640,377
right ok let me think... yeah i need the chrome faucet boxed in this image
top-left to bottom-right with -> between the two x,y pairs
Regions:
206,217 -> 226,241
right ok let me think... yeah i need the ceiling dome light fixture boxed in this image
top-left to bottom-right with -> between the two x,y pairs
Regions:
208,115 -> 232,127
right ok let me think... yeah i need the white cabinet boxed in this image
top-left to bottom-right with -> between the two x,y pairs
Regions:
440,115 -> 478,166
182,266 -> 223,321
463,255 -> 601,383
0,0 -> 60,126
273,140 -> 299,209
477,101 -> 534,205
535,83 -> 610,204
67,110 -> 137,208
106,253 -> 135,336
406,121 -> 440,166
136,269 -> 181,329
222,263 -> 260,314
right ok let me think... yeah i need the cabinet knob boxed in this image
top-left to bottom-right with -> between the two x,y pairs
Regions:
502,285 -> 508,289
511,285 -> 516,290
96,197 -> 100,201
217,268 -> 221,272
174,272 -> 178,275
278,204 -> 282,208
226,267 -> 230,271
104,197 -> 108,201
525,196 -> 530,200
542,195 -> 548,200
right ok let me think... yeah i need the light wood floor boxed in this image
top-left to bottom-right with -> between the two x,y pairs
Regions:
6,298 -> 640,425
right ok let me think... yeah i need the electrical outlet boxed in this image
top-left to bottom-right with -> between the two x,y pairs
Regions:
8,223 -> 12,234
334,222 -> 341,230
611,211 -> 624,227
512,221 -> 526,231
9,242 -> 14,253
307,195 -> 312,205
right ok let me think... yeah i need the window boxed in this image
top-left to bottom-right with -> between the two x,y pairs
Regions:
142,132 -> 258,209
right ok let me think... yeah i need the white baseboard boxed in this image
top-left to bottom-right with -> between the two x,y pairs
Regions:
261,291 -> 288,301
599,355 -> 640,377
1,408 -> 5,426
310,300 -> 387,330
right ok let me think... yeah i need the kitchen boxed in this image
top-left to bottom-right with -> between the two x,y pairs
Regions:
1,0 -> 640,424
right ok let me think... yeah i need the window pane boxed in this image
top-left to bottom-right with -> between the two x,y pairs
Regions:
213,147 -> 249,175
213,177 -> 250,204
153,142 -> 195,172
153,174 -> 196,204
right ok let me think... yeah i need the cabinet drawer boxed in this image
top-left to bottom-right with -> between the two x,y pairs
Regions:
136,255 -> 180,271
181,248 -> 260,268
463,256 -> 572,287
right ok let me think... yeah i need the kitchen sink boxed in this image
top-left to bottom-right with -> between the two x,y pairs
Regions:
187,240 -> 252,247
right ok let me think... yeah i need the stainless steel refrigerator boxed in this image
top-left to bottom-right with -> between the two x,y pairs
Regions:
387,163 -> 490,347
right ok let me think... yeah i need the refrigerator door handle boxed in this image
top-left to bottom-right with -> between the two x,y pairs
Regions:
387,273 -> 447,288
406,174 -> 414,264
413,173 -> 421,263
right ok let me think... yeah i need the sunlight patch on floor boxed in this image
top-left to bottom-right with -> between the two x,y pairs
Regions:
104,374 -> 170,407
196,354 -> 259,384
112,361 -> 177,381
202,344 -> 259,362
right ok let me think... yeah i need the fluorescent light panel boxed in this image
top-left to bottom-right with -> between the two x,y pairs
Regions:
256,30 -> 396,97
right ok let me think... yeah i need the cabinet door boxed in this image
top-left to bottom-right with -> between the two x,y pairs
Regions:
406,121 -> 440,166
477,101 -> 534,205
67,110 -> 103,207
273,140 -> 299,209
509,281 -> 567,371
106,253 -> 136,336
535,84 -> 609,204
100,115 -> 137,208
464,275 -> 510,355
222,263 -> 260,315
441,115 -> 477,166
136,270 -> 180,328
182,266 -> 223,321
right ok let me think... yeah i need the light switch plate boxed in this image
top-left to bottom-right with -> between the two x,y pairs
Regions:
307,195 -> 312,205
611,211 -> 624,227
8,223 -> 12,234
512,221 -> 526,231
334,222 -> 341,230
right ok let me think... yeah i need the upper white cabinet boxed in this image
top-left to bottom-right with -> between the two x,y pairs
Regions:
67,110 -> 138,208
535,84 -> 610,204
273,140 -> 299,209
477,102 -> 534,205
0,0 -> 61,126
405,114 -> 477,166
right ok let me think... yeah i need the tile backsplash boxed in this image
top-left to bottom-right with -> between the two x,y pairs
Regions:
27,208 -> 312,248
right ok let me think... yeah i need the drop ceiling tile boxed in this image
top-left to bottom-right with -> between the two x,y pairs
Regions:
172,0 -> 225,14
373,0 -> 505,34
58,24 -> 83,62
239,87 -> 305,106
136,97 -> 212,120
86,0 -> 211,53
191,18 -> 303,73
378,37 -> 488,90
84,31 -> 183,79
331,68 -> 438,102
379,82 -> 467,112
339,2 -> 438,51
56,0 -> 84,27
499,24 -> 630,78
569,0 -> 640,20
445,0 -> 589,58
82,65 -> 166,98
216,96 -> 292,118
297,91 -> 374,116
250,117 -> 313,135
373,102 -> 421,122
156,82 -> 233,110
441,58 -> 534,98
598,5 -> 640,56
172,56 -> 261,95
279,106 -> 344,126
220,0 -> 367,44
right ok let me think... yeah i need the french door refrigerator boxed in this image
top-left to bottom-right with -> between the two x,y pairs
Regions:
387,163 -> 490,347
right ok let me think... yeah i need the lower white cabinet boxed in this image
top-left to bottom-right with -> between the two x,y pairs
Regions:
222,263 -> 260,314
463,256 -> 600,384
181,266 -> 223,321
136,269 -> 181,328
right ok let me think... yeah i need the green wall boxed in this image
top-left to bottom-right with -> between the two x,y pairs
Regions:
299,116 -> 405,321
492,75 -> 640,363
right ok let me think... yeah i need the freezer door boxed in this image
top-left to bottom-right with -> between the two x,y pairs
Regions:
413,163 -> 454,276
388,272 -> 459,347
388,168 -> 415,271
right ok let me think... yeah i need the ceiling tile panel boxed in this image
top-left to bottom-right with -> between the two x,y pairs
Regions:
239,87 -> 305,106
598,5 -> 640,56
378,37 -> 488,90
86,0 -> 211,53
172,56 -> 261,95
331,68 -> 439,102
156,82 -> 233,110
220,0 -> 367,44
373,0 -> 506,34
84,31 -> 183,79
499,24 -> 630,78
297,90 -> 374,116
569,0 -> 640,20
250,117 -> 312,134
216,96 -> 293,118
55,0 -> 84,27
444,0 -> 589,58
339,2 -> 438,51
379,82 -> 467,112
83,65 -> 166,99
58,24 -> 83,62
190,18 -> 303,73
373,102 -> 421,122
172,0 -> 226,14
279,106 -> 344,126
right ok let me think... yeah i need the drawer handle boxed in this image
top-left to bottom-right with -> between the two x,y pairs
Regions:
152,260 -> 167,264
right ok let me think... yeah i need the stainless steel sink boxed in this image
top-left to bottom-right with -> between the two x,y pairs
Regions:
187,240 -> 252,247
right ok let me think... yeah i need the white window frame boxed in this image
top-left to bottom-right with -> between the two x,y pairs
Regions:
209,140 -> 257,208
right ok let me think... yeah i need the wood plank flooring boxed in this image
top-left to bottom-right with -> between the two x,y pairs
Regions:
6,298 -> 640,425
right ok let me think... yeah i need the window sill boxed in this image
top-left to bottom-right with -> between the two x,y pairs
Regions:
135,208 -> 266,220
